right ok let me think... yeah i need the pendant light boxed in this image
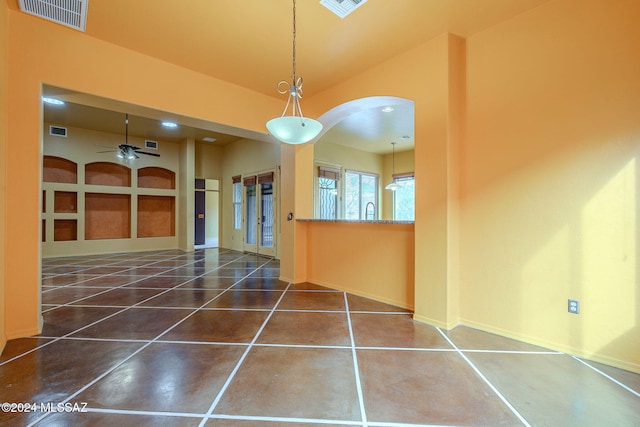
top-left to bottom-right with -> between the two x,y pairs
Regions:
385,142 -> 400,191
266,0 -> 322,144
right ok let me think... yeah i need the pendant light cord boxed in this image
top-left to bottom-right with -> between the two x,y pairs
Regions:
291,0 -> 297,84
392,141 -> 396,175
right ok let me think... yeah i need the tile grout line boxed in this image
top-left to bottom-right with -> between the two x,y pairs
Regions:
26,250 -> 261,426
42,252 -> 271,350
9,251 -> 266,366
84,408 -> 368,426
344,292 -> 369,427
41,251 -> 257,330
40,250 -> 209,308
436,328 -> 532,427
209,413 -> 363,425
7,251 -> 208,366
41,248 -> 186,282
150,256 -> 276,342
571,356 -> 640,397
197,281 -> 293,427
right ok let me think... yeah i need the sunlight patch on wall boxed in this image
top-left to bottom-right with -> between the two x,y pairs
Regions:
521,224 -> 571,334
581,157 -> 636,354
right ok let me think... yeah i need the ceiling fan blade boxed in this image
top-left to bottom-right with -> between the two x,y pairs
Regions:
136,151 -> 161,157
96,150 -> 117,153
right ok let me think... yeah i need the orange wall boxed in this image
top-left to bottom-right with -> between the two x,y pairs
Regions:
5,0 -> 639,374
1,1 -> 8,351
280,144 -> 314,283
308,33 -> 464,328
306,222 -> 415,309
461,0 -> 640,372
4,10 -> 283,338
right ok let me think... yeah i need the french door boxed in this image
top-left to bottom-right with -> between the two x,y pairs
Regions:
243,171 -> 276,257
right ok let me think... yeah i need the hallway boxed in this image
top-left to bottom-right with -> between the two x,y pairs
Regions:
0,249 -> 638,426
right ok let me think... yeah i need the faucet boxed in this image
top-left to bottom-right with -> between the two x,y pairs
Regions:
365,202 -> 376,220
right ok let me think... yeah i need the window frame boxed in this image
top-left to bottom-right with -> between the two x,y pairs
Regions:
344,169 -> 379,220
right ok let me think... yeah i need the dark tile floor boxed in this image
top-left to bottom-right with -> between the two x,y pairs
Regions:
1,248 -> 638,426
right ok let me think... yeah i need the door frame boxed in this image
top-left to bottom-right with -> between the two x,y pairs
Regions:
242,169 -> 277,257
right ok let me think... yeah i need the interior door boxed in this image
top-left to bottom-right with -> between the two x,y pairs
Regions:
194,179 -> 206,245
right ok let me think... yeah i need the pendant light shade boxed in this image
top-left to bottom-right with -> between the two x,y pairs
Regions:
266,116 -> 323,145
266,0 -> 322,144
385,181 -> 400,191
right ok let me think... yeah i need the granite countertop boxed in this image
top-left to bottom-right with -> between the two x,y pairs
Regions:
296,218 -> 414,224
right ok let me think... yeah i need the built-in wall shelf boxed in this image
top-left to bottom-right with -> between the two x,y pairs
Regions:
54,191 -> 77,213
85,193 -> 131,240
138,195 -> 175,237
85,162 -> 131,186
43,156 -> 77,183
54,219 -> 77,241
138,167 -> 176,189
41,155 -> 177,254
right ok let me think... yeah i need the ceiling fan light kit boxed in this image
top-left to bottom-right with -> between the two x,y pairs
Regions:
97,113 -> 160,161
266,0 -> 322,145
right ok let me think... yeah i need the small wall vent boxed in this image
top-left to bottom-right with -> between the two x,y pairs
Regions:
320,0 -> 367,19
49,126 -> 67,137
145,140 -> 158,150
18,0 -> 89,32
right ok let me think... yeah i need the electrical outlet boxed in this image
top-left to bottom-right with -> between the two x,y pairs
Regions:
568,299 -> 580,314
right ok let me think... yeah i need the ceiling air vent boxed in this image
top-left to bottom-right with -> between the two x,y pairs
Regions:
49,125 -> 67,137
320,0 -> 367,19
18,0 -> 89,32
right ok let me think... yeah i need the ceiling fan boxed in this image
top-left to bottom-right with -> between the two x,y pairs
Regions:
97,113 -> 160,160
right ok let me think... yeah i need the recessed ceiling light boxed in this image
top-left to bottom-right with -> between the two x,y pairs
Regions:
42,97 -> 65,106
161,121 -> 178,128
202,137 -> 216,143
382,106 -> 394,113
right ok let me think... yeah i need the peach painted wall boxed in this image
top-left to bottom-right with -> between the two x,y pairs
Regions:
220,138 -> 281,252
306,222 -> 415,309
307,34 -> 463,328
1,1 -> 8,352
461,0 -> 640,372
195,142 -> 223,181
4,10 -> 283,339
41,124 -> 181,257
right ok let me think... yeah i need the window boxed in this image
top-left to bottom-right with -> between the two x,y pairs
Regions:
345,170 -> 378,220
393,173 -> 415,221
232,175 -> 242,230
317,166 -> 340,219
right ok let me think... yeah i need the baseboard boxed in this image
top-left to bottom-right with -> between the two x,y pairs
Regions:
460,318 -> 640,375
412,313 -> 453,329
308,279 -> 414,311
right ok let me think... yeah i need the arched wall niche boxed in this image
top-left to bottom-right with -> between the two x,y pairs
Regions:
85,162 -> 131,187
43,155 -> 77,184
138,166 -> 176,189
